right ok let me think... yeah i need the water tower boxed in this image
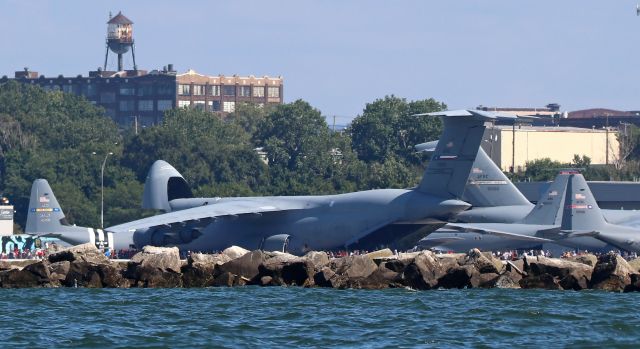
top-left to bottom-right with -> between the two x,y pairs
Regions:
103,11 -> 137,72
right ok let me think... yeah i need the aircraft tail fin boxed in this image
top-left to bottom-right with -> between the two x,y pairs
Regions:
142,160 -> 193,212
521,171 -> 571,225
417,110 -> 515,199
416,141 -> 531,207
560,172 -> 607,231
26,179 -> 68,233
25,179 -> 112,247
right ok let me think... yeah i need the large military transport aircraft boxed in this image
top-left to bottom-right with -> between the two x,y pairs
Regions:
417,141 -> 637,253
26,110 -> 513,254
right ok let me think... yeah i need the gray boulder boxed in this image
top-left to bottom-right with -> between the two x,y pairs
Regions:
402,251 -> 446,290
519,273 -> 563,290
257,253 -> 315,286
525,256 -> 593,290
182,253 -> 231,287
590,253 -> 635,291
0,269 -> 41,288
48,243 -> 109,265
567,254 -> 598,267
304,251 -> 330,270
218,250 -> 266,281
126,246 -> 182,288
48,261 -> 70,284
222,246 -> 250,260
437,265 -> 478,289
313,267 -> 339,288
459,249 -> 504,274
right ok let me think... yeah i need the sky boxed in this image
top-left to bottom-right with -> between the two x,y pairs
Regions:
1,1 -> 639,125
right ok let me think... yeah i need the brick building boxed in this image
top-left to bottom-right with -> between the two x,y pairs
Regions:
2,67 -> 283,127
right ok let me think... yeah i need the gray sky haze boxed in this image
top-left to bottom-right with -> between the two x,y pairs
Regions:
1,1 -> 638,124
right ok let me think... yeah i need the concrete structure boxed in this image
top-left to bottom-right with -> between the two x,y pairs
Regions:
481,125 -> 619,172
0,205 -> 14,236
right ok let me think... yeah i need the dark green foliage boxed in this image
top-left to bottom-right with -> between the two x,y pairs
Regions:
0,81 -> 453,231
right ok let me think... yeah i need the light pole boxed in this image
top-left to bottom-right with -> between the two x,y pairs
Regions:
93,151 -> 113,229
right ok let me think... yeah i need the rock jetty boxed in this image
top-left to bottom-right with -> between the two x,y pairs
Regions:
2,243 -> 640,292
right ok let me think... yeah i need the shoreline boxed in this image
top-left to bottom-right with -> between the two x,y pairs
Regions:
1,243 -> 639,292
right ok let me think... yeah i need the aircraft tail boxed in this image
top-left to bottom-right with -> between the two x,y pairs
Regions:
25,179 -> 114,248
142,160 -> 193,212
416,110 -> 515,200
560,172 -> 607,231
521,171 -> 571,225
418,141 -> 532,207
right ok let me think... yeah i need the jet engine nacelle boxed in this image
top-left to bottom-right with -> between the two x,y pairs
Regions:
142,160 -> 193,212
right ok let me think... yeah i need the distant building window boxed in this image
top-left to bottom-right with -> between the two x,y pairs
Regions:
138,100 -> 154,111
157,84 -> 175,96
210,85 -> 220,96
253,86 -> 265,98
178,84 -> 191,96
239,86 -> 251,97
194,101 -> 205,110
268,86 -> 280,98
119,87 -> 135,96
209,101 -> 221,112
62,85 -> 75,94
137,85 -> 154,96
100,92 -> 115,103
119,100 -> 135,111
223,85 -> 235,96
158,100 -> 173,111
178,100 -> 191,108
82,84 -> 97,97
193,85 -> 205,96
223,101 -> 235,113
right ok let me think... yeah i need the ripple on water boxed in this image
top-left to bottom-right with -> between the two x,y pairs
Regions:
0,287 -> 639,347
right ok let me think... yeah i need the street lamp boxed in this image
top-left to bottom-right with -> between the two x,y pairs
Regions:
93,151 -> 113,229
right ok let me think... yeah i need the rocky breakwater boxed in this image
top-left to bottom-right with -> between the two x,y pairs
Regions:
2,244 -> 640,292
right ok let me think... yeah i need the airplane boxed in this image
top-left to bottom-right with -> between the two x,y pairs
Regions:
416,141 -> 632,253
431,170 -> 574,252
425,169 -> 640,254
26,110 -> 515,254
557,172 -> 640,254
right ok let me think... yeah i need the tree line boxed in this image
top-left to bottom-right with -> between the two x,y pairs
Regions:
0,81 -> 446,231
3,81 -> 639,232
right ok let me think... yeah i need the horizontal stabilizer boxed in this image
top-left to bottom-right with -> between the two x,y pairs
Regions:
446,223 -> 556,243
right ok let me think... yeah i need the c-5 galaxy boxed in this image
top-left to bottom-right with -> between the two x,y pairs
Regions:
26,110 -> 514,254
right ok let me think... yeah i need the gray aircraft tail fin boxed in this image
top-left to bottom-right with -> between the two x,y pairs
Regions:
561,172 -> 607,231
521,171 -> 571,225
416,110 -> 515,199
26,179 -> 68,233
416,141 -> 531,207
142,160 -> 193,212
25,179 -> 112,248
463,147 -> 532,207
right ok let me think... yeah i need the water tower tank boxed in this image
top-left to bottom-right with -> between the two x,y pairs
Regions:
103,11 -> 136,72
107,12 -> 133,54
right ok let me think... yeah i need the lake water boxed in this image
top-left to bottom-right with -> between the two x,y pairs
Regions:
0,287 -> 637,348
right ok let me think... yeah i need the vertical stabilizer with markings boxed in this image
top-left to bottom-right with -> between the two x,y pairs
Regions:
521,171 -> 571,225
417,110 -> 513,200
561,173 -> 607,231
25,179 -> 114,249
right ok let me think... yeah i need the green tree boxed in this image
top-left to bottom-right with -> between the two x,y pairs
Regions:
349,95 -> 445,163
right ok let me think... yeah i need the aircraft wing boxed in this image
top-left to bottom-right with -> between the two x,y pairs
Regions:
445,223 -> 556,243
107,198 -> 308,233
